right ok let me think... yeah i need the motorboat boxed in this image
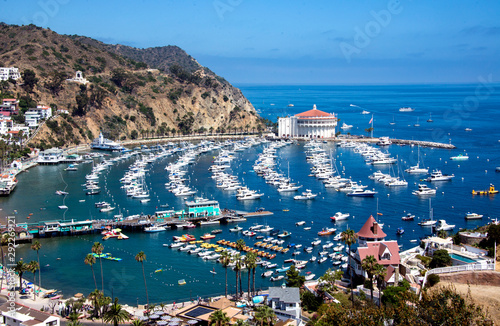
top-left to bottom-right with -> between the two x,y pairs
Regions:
277,231 -> 292,238
295,221 -> 306,226
426,170 -> 454,182
412,184 -> 436,196
55,190 -> 69,196
450,153 -> 469,161
340,123 -> 353,130
464,212 -> 483,220
293,189 -> 317,200
330,212 -> 349,222
361,110 -> 370,115
144,225 -> 166,232
311,239 -> 321,246
270,275 -> 284,282
318,256 -> 328,263
399,107 -> 414,112
200,233 -> 216,240
229,226 -> 243,232
376,137 -> 391,146
305,273 -> 316,281
434,219 -> 455,232
261,271 -> 274,278
318,228 -> 336,236
242,230 -> 256,237
396,227 -> 404,235
402,213 -> 415,221
347,188 -> 377,197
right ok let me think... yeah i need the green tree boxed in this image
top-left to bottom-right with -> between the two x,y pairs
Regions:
30,241 -> 42,295
103,298 -> 130,326
44,70 -> 67,95
235,239 -> 246,251
233,253 -> 242,299
84,253 -> 98,290
301,290 -> 323,312
254,305 -> 276,326
209,309 -> 230,326
14,260 -> 28,293
429,249 -> 452,269
220,250 -> 231,298
135,251 -> 149,308
286,265 -> 305,288
22,69 -> 38,92
244,251 -> 257,300
340,229 -> 358,307
361,255 -> 378,303
91,242 -> 104,294
373,263 -> 387,307
318,268 -> 343,296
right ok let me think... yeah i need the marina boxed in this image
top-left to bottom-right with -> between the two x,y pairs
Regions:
3,83 -> 500,306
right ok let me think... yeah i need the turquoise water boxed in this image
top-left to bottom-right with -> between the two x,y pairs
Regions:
450,253 -> 477,264
3,84 -> 500,305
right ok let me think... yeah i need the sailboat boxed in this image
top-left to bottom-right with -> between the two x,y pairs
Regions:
375,198 -> 384,228
405,145 -> 428,174
389,115 -> 395,126
414,117 -> 420,127
427,113 -> 433,123
418,199 -> 437,226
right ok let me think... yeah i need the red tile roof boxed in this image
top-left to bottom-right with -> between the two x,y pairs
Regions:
357,241 -> 400,266
357,215 -> 386,239
296,108 -> 334,118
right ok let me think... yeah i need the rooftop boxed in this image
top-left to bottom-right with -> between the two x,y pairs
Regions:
269,286 -> 300,303
357,215 -> 387,239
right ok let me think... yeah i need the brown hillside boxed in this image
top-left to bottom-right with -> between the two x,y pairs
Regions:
0,23 -> 262,148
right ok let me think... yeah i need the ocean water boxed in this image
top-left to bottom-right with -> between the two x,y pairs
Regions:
3,84 -> 500,305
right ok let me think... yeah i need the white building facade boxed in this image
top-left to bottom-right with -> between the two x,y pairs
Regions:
278,105 -> 338,138
0,67 -> 21,81
25,105 -> 52,128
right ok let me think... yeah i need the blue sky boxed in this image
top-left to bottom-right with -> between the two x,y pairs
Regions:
1,0 -> 499,85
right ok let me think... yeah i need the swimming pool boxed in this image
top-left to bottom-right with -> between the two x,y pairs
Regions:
450,253 -> 477,264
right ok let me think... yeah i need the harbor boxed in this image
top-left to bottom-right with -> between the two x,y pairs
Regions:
4,83 -> 500,306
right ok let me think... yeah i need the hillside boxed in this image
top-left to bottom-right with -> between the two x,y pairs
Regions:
0,23 -> 263,149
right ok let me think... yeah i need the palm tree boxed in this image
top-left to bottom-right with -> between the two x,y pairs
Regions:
340,229 -> 358,307
91,242 -> 104,294
67,321 -> 83,326
209,309 -> 230,326
27,260 -> 39,300
131,320 -> 144,326
220,250 -> 231,298
84,253 -> 98,290
135,251 -> 149,308
361,255 -> 378,303
373,264 -> 387,307
103,298 -> 130,326
255,305 -> 276,326
233,253 -> 241,299
235,239 -> 246,251
31,240 -> 42,294
244,252 -> 257,299
0,234 -> 12,292
13,260 -> 28,293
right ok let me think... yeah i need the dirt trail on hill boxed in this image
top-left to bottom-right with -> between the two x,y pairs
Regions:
438,271 -> 500,324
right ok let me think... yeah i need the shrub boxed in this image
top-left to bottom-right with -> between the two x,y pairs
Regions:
427,274 -> 440,287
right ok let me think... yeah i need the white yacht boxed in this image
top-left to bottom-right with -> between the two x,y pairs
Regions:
399,107 -> 414,112
340,123 -> 353,130
294,189 -> 317,200
330,212 -> 349,222
434,219 -> 455,232
144,225 -> 167,233
426,170 -> 454,182
412,184 -> 436,196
